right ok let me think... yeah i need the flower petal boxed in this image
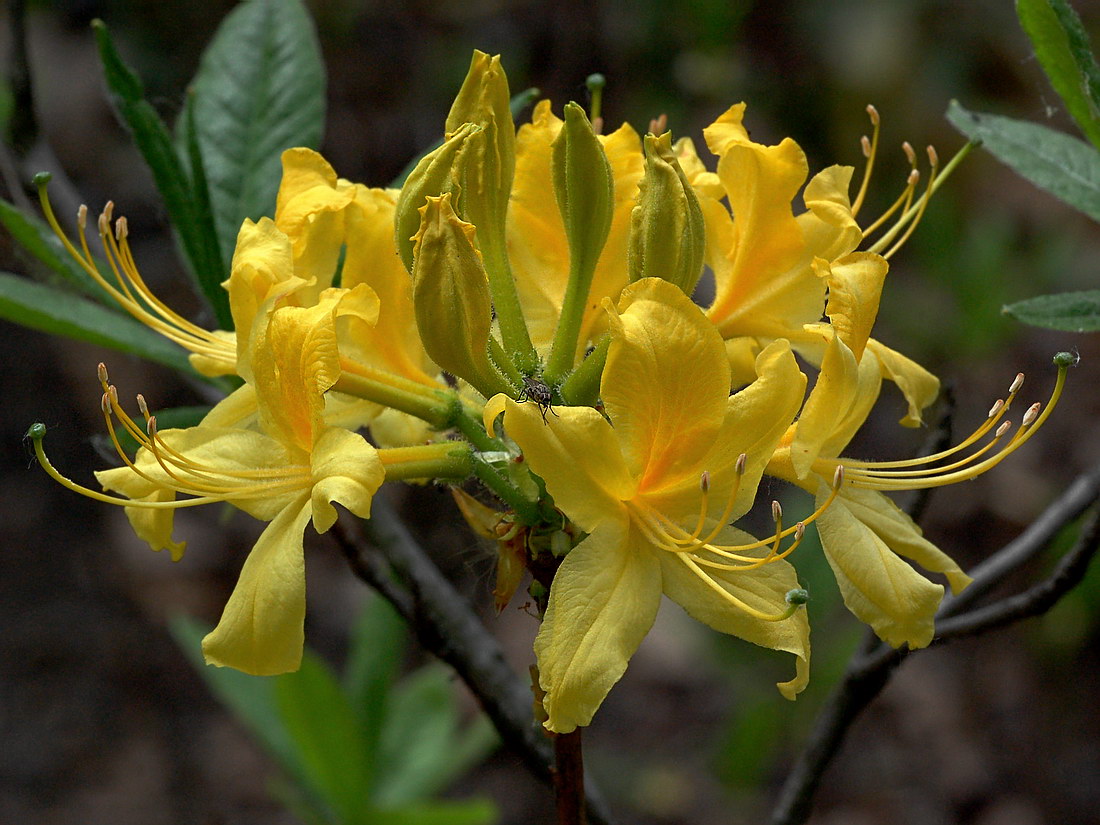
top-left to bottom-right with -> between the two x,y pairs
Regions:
865,338 -> 940,428
501,397 -> 635,533
534,520 -> 663,732
604,278 -> 730,488
658,527 -> 809,698
816,485 -> 944,648
202,497 -> 313,675
309,427 -> 384,533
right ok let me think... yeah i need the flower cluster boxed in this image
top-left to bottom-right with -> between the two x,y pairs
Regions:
31,51 -> 1071,732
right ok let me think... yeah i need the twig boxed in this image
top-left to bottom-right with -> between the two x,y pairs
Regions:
770,466 -> 1100,825
332,492 -> 614,825
554,729 -> 587,825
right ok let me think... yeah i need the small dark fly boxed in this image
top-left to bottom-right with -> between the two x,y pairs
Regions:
518,376 -> 557,424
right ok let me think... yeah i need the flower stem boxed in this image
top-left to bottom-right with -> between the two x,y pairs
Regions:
554,728 -> 587,825
379,442 -> 473,481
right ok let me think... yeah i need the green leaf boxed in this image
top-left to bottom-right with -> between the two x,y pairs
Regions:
343,596 -> 407,787
367,800 -> 498,825
92,20 -> 230,327
1003,289 -> 1100,330
374,667 -> 496,807
168,617 -> 303,777
0,271 -> 194,373
1017,0 -> 1100,148
274,649 -> 373,825
181,0 -> 325,266
947,100 -> 1100,221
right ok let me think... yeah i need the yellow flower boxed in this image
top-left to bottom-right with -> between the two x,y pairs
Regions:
484,279 -> 813,732
767,256 -> 1070,648
37,295 -> 384,675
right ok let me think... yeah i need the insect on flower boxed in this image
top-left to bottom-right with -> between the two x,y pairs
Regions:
518,375 -> 558,423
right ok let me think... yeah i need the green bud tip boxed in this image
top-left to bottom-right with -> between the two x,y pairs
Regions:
1053,351 -> 1079,368
32,172 -> 52,188
785,588 -> 810,606
26,423 -> 47,440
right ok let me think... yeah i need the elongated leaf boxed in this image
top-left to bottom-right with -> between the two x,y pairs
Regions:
275,650 -> 373,825
947,100 -> 1100,221
1017,0 -> 1100,147
343,596 -> 407,790
369,800 -> 498,825
0,272 -> 193,372
1003,289 -> 1100,330
182,0 -> 325,266
168,617 -> 302,777
92,21 -> 230,326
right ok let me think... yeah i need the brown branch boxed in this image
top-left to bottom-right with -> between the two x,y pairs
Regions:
770,466 -> 1100,825
554,729 -> 587,825
332,493 -> 614,825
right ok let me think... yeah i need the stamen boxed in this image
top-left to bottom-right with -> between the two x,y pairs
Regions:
649,113 -> 668,135
837,356 -> 1071,491
851,104 -> 882,217
676,553 -> 807,622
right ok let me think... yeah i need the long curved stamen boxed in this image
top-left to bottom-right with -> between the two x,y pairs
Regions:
673,454 -> 747,548
839,355 -> 1073,491
677,553 -> 808,622
851,104 -> 880,218
36,182 -> 235,368
27,423 -> 220,509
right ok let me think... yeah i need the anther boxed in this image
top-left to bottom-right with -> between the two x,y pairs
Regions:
103,201 -> 114,222
794,522 -> 806,541
771,500 -> 783,523
700,470 -> 710,493
107,385 -> 118,406
147,416 -> 158,438
115,216 -> 128,241
832,464 -> 845,489
902,141 -> 916,165
136,394 -> 149,418
907,169 -> 920,185
861,135 -> 871,157
649,113 -> 668,135
97,213 -> 110,235
77,204 -> 88,229
735,453 -> 747,474
995,421 -> 1012,438
100,392 -> 111,415
1009,373 -> 1025,394
97,362 -> 109,384
926,145 -> 939,166
1022,402 -> 1041,427
987,399 -> 1004,418
866,104 -> 880,126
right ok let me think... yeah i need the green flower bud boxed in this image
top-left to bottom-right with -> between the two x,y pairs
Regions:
628,131 -> 706,295
394,122 -> 480,273
410,193 -> 508,397
543,101 -> 615,384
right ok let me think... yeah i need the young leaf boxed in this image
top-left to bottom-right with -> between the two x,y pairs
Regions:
374,666 -> 497,807
91,20 -> 230,327
274,650 -> 373,825
947,100 -> 1100,221
1003,289 -> 1100,330
0,272 -> 194,373
181,0 -> 325,267
1017,0 -> 1100,148
168,616 -> 303,778
367,800 -> 498,825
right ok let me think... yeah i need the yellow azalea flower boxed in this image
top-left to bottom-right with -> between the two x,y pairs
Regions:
507,99 -> 645,354
484,278 -> 812,733
77,296 -> 384,675
767,255 -> 1069,648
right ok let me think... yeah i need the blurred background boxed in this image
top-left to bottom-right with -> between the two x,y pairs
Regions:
3,0 -> 1100,823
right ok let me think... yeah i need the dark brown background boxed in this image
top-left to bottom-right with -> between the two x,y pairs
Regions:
3,1 -> 1100,823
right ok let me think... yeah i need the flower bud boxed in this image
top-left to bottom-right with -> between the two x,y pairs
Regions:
411,194 -> 505,396
394,122 -> 480,273
627,131 -> 705,294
